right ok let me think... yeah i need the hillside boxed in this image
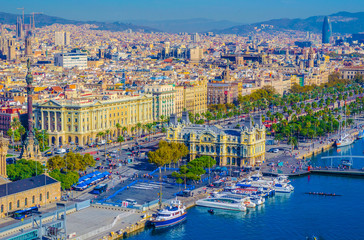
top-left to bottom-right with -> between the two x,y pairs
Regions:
0,12 -> 159,33
217,11 -> 364,35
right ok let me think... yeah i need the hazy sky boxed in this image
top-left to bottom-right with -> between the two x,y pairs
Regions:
1,0 -> 363,23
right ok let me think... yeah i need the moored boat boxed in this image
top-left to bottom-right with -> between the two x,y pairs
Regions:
196,195 -> 247,212
150,199 -> 187,228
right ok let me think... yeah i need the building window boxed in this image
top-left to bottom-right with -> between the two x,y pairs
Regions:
25,198 -> 28,206
47,192 -> 49,200
9,202 -> 11,211
227,157 -> 230,165
17,200 -> 20,208
32,196 -> 35,204
40,194 -> 42,202
1,205 -> 3,213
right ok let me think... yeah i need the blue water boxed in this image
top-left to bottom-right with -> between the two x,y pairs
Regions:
129,140 -> 364,240
311,138 -> 364,169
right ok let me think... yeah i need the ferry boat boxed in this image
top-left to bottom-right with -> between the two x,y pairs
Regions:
150,199 -> 187,228
196,195 -> 247,211
274,183 -> 294,193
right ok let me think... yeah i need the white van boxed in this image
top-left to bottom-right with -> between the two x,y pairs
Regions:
55,148 -> 66,154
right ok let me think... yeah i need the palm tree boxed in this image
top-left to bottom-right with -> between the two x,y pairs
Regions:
96,131 -> 105,143
288,136 -> 298,152
274,133 -> 283,145
117,135 -> 124,158
122,126 -> 127,140
115,123 -> 121,137
136,122 -> 142,139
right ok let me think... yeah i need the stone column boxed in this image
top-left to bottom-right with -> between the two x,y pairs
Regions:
54,112 -> 58,132
41,110 -> 44,130
47,111 -> 50,131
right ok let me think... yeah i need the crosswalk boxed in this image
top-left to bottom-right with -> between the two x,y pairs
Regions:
130,182 -> 162,190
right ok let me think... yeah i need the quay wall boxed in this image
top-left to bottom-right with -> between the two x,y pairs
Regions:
297,131 -> 358,160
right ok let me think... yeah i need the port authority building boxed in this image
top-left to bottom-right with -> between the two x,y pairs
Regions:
166,114 -> 266,167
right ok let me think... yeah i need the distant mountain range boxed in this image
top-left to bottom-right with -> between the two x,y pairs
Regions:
216,12 -> 364,35
126,18 -> 241,33
0,12 -> 159,33
0,11 -> 363,35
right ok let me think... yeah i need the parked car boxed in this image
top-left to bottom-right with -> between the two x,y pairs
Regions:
44,151 -> 52,156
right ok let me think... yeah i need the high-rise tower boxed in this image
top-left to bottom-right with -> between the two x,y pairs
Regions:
322,16 -> 332,44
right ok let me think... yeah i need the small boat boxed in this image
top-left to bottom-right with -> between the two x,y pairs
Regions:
208,209 -> 214,214
305,192 -> 341,197
274,183 -> 294,193
150,199 -> 187,228
341,160 -> 352,167
249,196 -> 265,205
336,134 -> 354,148
196,195 -> 247,211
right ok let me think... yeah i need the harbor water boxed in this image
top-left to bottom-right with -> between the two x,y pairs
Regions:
129,139 -> 364,240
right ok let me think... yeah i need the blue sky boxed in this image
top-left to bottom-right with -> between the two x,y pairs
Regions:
0,0 -> 363,23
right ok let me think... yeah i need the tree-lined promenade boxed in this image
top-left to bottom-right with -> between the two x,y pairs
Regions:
187,72 -> 364,124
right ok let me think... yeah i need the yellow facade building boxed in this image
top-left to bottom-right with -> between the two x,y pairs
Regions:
166,116 -> 266,167
33,95 -> 154,146
175,81 -> 207,117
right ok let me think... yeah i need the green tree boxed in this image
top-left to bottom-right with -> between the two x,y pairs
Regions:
7,159 -> 45,181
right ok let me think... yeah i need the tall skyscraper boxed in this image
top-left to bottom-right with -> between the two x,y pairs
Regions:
55,31 -> 71,46
322,16 -> 332,44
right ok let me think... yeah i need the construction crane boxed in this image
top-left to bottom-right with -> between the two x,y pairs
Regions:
16,7 -> 25,25
30,12 -> 43,29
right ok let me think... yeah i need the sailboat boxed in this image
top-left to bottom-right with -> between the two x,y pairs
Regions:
336,105 -> 354,148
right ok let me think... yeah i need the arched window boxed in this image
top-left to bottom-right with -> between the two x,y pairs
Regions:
227,147 -> 231,154
32,196 -> 35,204
40,194 -> 42,202
232,158 -> 236,165
9,202 -> 12,211
25,198 -> 28,206
196,146 -> 199,151
201,146 -> 204,152
47,192 -> 49,200
227,157 -> 230,165
211,147 -> 214,153
206,146 -> 209,153
17,200 -> 20,208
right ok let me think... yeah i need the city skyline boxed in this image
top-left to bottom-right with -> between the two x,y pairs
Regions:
0,0 -> 364,23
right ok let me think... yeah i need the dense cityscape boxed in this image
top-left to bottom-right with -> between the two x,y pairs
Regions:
0,3 -> 363,240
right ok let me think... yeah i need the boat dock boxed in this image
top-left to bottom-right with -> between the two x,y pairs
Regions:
310,169 -> 364,176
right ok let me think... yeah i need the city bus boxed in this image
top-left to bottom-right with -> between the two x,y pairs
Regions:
13,206 -> 39,220
90,184 -> 108,195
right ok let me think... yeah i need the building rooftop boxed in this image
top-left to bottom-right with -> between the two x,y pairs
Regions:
0,174 -> 58,198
